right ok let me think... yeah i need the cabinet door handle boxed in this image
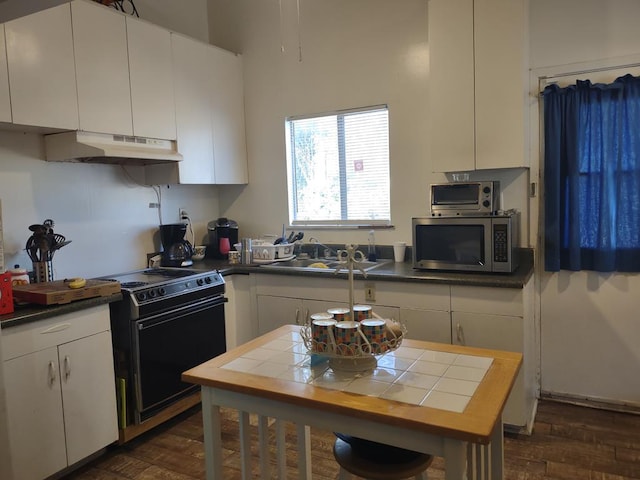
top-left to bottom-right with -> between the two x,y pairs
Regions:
456,323 -> 466,346
40,323 -> 71,334
64,355 -> 71,380
48,361 -> 57,386
295,308 -> 300,325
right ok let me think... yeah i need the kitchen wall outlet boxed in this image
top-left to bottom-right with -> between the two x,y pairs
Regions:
364,282 -> 376,303
179,208 -> 189,221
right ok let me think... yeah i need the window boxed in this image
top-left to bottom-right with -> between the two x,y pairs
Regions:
543,74 -> 640,272
285,105 -> 390,227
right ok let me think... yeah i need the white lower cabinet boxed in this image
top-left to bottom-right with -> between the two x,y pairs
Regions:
400,308 -> 452,344
256,295 -> 348,336
451,280 -> 536,431
2,306 -> 118,480
246,273 -> 536,431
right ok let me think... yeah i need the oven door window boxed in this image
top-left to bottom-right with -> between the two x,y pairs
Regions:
133,300 -> 226,418
416,224 -> 486,266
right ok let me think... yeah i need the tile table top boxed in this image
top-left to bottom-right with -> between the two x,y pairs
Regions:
221,329 -> 493,413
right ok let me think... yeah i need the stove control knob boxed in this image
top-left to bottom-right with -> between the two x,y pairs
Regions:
148,289 -> 157,298
205,276 -> 212,284
197,278 -> 205,286
136,292 -> 147,301
158,287 -> 167,296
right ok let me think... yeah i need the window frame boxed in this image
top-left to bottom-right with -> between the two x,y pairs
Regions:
285,104 -> 392,230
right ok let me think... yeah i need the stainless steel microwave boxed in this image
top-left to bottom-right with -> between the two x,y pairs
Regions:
430,181 -> 499,216
412,213 -> 519,273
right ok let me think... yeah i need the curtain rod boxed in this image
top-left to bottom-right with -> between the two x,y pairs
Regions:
539,61 -> 640,81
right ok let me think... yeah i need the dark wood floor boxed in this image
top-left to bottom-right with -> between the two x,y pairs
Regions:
63,399 -> 640,480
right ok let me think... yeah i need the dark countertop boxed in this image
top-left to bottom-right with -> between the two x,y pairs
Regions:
0,293 -> 122,329
1,249 -> 533,330
194,248 -> 534,289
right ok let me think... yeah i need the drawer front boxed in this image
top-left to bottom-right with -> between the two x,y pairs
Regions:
361,281 -> 451,311
451,285 -> 523,316
2,305 -> 110,361
256,274 -> 349,303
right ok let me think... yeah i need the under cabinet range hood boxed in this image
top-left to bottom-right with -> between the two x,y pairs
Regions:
43,131 -> 183,165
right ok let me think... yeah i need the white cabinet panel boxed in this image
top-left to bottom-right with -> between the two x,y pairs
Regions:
224,275 -> 254,348
428,0 -> 475,173
60,330 -> 118,465
451,284 -> 523,316
210,47 -> 248,184
5,3 -> 78,129
400,308 -> 451,344
0,24 -> 11,123
126,16 -> 176,140
257,295 -> 302,336
2,306 -> 118,479
428,0 -> 528,172
474,0 -> 528,170
4,347 -> 67,480
452,311 -> 527,427
72,0 -> 133,135
171,33 -> 215,183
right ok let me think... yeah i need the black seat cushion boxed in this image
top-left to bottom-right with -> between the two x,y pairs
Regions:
334,432 -> 423,464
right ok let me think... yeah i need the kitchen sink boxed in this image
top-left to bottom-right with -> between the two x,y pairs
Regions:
260,257 -> 389,272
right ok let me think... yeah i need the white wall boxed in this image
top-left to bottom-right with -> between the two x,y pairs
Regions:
208,0 -> 530,247
530,0 -> 640,406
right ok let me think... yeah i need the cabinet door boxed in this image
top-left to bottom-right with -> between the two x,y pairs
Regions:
256,295 -> 303,336
0,24 -> 11,123
4,347 -> 67,480
428,0 -> 475,173
60,330 -> 118,466
171,33 -> 215,183
210,47 -> 248,184
474,0 -> 528,170
127,16 -> 176,140
451,311 -> 526,426
72,0 -> 133,135
400,308 -> 451,344
5,4 -> 78,129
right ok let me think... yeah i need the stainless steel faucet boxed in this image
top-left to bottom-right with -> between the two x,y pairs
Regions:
308,237 -> 338,259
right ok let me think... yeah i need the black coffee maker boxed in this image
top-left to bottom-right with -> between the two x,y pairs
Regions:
159,223 -> 194,267
206,217 -> 239,259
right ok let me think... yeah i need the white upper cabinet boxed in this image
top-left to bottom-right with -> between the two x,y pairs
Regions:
5,3 -> 78,130
126,15 -> 176,140
169,32 -> 216,184
146,37 -> 248,185
429,0 -> 529,172
71,0 -> 133,135
0,25 -> 11,123
210,47 -> 248,184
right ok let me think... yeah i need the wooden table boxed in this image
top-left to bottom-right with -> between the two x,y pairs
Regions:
182,325 -> 522,480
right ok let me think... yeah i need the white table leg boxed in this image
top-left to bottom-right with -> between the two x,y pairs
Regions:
201,388 -> 222,480
444,438 -> 468,480
239,411 -> 251,480
258,415 -> 271,478
275,419 -> 287,479
490,419 -> 504,479
296,424 -> 312,479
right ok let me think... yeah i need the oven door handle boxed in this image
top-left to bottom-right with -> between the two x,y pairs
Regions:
136,296 -> 227,330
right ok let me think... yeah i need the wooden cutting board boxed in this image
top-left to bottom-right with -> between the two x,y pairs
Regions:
12,279 -> 121,305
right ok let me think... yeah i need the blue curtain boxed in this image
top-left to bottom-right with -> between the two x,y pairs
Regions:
543,74 -> 640,272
